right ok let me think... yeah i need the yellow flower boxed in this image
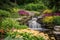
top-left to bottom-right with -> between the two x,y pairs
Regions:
43,9 -> 52,14
43,16 -> 53,23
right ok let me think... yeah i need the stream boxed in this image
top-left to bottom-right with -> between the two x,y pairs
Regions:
28,17 -> 56,40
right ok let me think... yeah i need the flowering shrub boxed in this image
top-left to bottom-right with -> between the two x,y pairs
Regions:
43,16 -> 53,23
43,13 -> 52,16
54,12 -> 60,16
4,29 -> 50,40
18,10 -> 29,16
43,9 -> 53,16
43,9 -> 53,14
42,16 -> 54,28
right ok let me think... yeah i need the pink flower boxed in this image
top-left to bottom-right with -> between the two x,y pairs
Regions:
54,12 -> 60,16
18,10 -> 29,16
44,13 -> 52,16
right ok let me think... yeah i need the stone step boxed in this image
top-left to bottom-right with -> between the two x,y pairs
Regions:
53,31 -> 60,34
55,26 -> 60,28
30,28 -> 50,31
54,35 -> 60,40
50,37 -> 56,40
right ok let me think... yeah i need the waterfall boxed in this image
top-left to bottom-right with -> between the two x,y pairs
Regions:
28,17 -> 42,30
28,17 -> 50,31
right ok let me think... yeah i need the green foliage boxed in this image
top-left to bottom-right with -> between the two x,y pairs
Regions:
0,7 -> 20,18
8,7 -> 20,18
52,6 -> 57,12
4,36 -> 23,40
24,3 -> 47,11
1,18 -> 20,29
0,0 -> 59,12
19,25 -> 28,29
10,13 -> 20,18
1,18 -> 28,30
5,32 -> 45,40
40,0 -> 51,9
9,7 -> 19,13
54,16 -> 60,25
0,10 -> 10,17
17,0 -> 40,5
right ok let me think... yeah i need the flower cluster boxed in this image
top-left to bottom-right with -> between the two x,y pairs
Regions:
44,13 -> 52,16
54,12 -> 60,16
43,9 -> 52,14
12,28 -> 49,40
43,16 -> 53,23
43,9 -> 53,17
18,10 -> 29,16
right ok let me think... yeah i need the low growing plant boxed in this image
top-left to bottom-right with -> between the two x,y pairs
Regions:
42,16 -> 54,28
1,18 -> 28,31
4,31 -> 45,40
43,16 -> 53,24
53,16 -> 60,25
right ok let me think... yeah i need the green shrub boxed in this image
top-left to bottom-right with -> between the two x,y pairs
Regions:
54,16 -> 60,25
10,13 -> 20,18
52,6 -> 57,12
8,7 -> 20,18
1,18 -> 28,30
0,10 -> 11,26
43,16 -> 54,28
1,18 -> 20,30
19,25 -> 28,29
24,3 -> 47,11
0,10 -> 10,17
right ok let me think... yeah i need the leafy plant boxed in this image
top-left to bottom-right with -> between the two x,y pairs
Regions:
5,31 -> 45,40
43,9 -> 53,14
4,36 -> 23,40
0,10 -> 11,27
43,16 -> 53,23
1,18 -> 20,30
24,3 -> 47,11
19,25 -> 28,29
0,10 -> 10,17
42,16 -> 54,28
1,18 -> 28,31
53,16 -> 60,25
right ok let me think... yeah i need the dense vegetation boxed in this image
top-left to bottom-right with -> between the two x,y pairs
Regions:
0,0 -> 60,40
0,0 -> 60,11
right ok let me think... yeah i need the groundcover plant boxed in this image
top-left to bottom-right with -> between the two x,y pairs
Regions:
0,0 -> 60,40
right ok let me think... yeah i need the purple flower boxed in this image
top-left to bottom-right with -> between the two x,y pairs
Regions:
18,10 -> 29,16
44,13 -> 52,16
54,12 -> 60,16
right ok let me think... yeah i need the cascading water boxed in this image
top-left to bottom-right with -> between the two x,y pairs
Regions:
28,17 -> 41,28
28,17 -> 50,31
28,17 -> 42,31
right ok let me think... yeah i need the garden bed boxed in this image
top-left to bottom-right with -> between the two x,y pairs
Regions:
10,28 -> 50,40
